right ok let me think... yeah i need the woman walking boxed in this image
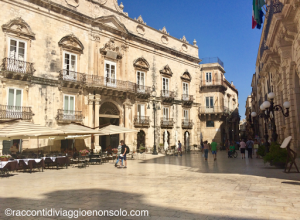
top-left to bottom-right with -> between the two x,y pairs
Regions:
203,141 -> 209,161
239,139 -> 246,159
254,140 -> 259,158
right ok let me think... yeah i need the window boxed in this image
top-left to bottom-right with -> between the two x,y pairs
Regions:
206,72 -> 212,83
7,88 -> 23,116
8,38 -> 27,73
162,107 -> 169,126
162,77 -> 169,97
63,95 -> 75,119
183,109 -> 189,126
206,121 -> 214,127
206,97 -> 214,113
137,71 -> 145,92
137,104 -> 145,123
63,51 -> 77,81
183,82 -> 189,100
105,60 -> 116,87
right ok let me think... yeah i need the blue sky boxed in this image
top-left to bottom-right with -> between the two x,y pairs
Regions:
122,0 -> 262,119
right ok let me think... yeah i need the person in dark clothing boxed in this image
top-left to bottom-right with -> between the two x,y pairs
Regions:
118,140 -> 128,168
246,138 -> 254,159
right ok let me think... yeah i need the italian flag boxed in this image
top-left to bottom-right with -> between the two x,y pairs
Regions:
252,0 -> 265,29
252,0 -> 257,29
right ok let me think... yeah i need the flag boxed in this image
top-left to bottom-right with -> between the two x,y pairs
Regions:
252,0 -> 265,29
252,0 -> 257,29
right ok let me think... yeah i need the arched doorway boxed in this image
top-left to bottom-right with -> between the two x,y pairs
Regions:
137,130 -> 145,150
99,102 -> 120,151
184,131 -> 190,150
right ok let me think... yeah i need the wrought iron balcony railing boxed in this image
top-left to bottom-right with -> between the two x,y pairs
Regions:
56,109 -> 83,123
0,105 -> 33,120
160,117 -> 174,128
134,84 -> 152,95
59,69 -> 86,83
200,78 -> 227,89
182,119 -> 193,129
134,116 -> 150,127
2,58 -> 35,75
198,106 -> 230,115
161,90 -> 175,99
200,57 -> 224,68
182,94 -> 194,102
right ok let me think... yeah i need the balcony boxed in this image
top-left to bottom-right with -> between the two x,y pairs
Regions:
0,105 -> 33,120
198,106 -> 230,116
56,109 -> 83,123
134,116 -> 150,128
58,69 -> 86,88
85,75 -> 136,94
1,58 -> 35,80
182,119 -> 193,129
161,90 -> 175,103
199,79 -> 227,92
200,57 -> 224,68
160,117 -> 174,128
182,94 -> 194,106
134,85 -> 151,99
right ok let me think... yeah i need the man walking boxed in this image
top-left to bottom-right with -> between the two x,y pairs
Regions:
246,138 -> 254,159
178,140 -> 182,156
211,139 -> 217,161
118,140 -> 128,168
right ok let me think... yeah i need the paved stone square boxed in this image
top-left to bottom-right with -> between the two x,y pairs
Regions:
0,152 -> 300,220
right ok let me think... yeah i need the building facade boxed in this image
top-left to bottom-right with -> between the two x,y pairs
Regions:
252,0 -> 300,154
0,0 -> 239,153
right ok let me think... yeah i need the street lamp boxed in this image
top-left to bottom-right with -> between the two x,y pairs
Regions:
147,86 -> 161,155
252,92 -> 290,143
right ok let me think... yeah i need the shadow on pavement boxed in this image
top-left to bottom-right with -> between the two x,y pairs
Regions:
0,189 -> 268,220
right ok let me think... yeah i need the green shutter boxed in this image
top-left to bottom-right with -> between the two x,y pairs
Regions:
16,90 -> 22,107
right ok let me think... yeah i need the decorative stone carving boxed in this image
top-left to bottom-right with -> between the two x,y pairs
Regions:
91,33 -> 100,42
160,65 -> 173,77
65,0 -> 79,7
100,38 -> 123,59
95,0 -> 108,5
58,34 -> 84,53
193,39 -> 197,46
161,35 -> 168,44
133,57 -> 150,71
93,15 -> 127,34
136,25 -> 145,36
181,44 -> 188,52
159,26 -> 169,35
135,15 -> 146,25
181,71 -> 191,82
180,36 -> 188,43
2,17 -> 35,39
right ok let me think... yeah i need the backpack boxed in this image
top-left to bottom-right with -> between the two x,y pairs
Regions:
125,145 -> 130,154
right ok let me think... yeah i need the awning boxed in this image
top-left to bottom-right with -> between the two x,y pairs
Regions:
97,125 -> 138,136
56,123 -> 104,135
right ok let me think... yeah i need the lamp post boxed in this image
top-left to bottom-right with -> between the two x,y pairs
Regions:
251,92 -> 290,143
147,86 -> 161,155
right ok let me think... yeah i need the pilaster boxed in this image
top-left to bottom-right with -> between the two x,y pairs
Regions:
94,94 -> 101,148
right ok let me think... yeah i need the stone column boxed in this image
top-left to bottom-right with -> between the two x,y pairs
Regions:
94,94 -> 101,148
124,99 -> 133,148
0,141 -> 3,155
88,93 -> 94,148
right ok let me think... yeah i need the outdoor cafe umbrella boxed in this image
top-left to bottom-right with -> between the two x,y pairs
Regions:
97,125 -> 138,136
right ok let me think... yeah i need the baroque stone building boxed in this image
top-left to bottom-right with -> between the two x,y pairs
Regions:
251,0 -> 300,154
0,0 -> 239,153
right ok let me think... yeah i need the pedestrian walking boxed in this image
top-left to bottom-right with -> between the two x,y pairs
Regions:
118,140 -> 129,168
239,139 -> 246,159
203,140 -> 209,161
115,143 -> 123,167
254,140 -> 259,158
178,140 -> 182,156
211,139 -> 217,161
246,138 -> 254,159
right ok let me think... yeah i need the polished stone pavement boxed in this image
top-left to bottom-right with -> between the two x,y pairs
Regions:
0,151 -> 300,220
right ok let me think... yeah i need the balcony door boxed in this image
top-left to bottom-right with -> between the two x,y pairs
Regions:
137,71 -> 145,93
162,77 -> 169,97
183,82 -> 189,100
206,72 -> 212,85
206,97 -> 214,113
8,38 -> 27,73
137,104 -> 145,123
63,52 -> 77,81
163,107 -> 169,125
183,109 -> 189,126
105,60 -> 116,87
63,95 -> 75,120
7,88 -> 22,118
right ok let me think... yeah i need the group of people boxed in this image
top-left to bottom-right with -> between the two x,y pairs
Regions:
239,138 -> 260,159
202,139 -> 218,161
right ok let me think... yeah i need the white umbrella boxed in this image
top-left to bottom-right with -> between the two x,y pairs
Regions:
97,125 -> 138,136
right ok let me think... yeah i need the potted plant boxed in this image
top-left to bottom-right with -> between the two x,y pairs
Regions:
79,149 -> 89,156
139,146 -> 146,153
263,142 -> 287,168
0,155 -> 11,161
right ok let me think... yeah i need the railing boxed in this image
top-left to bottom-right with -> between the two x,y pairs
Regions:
0,105 -> 33,120
160,117 -> 174,127
200,57 -> 224,68
134,116 -> 150,126
182,119 -> 193,129
59,69 -> 86,83
134,84 -> 152,95
200,78 -> 226,88
161,90 -> 175,98
2,58 -> 35,75
199,106 -> 230,114
182,94 -> 194,102
57,109 -> 83,122
260,0 -> 284,58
